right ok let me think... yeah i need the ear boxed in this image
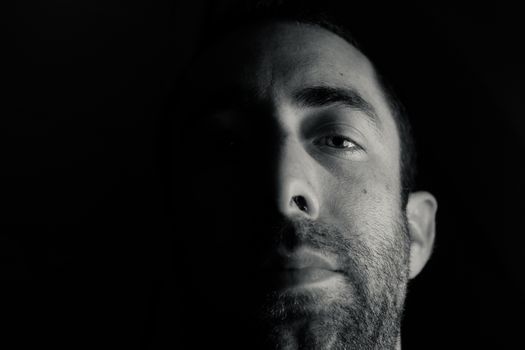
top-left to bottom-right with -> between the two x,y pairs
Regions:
406,191 -> 438,279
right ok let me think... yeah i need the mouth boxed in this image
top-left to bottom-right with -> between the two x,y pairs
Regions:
276,267 -> 341,288
263,248 -> 342,289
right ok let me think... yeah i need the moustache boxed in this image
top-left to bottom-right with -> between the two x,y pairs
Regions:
258,218 -> 369,285
271,217 -> 355,258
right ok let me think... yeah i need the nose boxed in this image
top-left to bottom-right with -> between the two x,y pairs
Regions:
275,138 -> 320,220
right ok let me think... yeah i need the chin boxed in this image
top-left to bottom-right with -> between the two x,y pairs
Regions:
259,278 -> 354,325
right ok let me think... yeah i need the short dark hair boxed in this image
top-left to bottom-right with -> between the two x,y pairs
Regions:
202,1 -> 417,208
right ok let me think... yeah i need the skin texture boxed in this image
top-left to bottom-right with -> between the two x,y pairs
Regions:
175,21 -> 437,350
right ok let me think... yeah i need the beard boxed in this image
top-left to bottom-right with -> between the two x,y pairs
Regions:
176,208 -> 411,350
253,215 -> 411,350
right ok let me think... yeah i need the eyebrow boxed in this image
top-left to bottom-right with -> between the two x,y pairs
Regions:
292,86 -> 380,128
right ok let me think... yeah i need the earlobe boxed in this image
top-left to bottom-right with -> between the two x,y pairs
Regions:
406,191 -> 438,279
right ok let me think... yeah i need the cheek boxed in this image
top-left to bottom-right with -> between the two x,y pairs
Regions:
176,161 -> 239,244
183,156 -> 242,199
322,161 -> 402,236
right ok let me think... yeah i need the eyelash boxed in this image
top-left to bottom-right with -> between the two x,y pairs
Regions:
313,133 -> 364,154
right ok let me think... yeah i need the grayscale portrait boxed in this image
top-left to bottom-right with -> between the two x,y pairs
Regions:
167,2 -> 437,349
3,1 -> 523,349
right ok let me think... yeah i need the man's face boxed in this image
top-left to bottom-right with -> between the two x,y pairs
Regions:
177,22 -> 415,350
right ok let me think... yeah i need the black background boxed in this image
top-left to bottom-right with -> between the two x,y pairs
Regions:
2,1 -> 524,349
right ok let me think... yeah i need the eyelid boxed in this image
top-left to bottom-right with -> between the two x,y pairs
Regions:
312,125 -> 367,152
314,134 -> 364,153
308,120 -> 366,137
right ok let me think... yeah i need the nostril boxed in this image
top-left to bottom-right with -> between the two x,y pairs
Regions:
292,195 -> 308,213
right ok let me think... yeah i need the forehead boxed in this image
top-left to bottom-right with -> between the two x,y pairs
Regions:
197,23 -> 370,88
189,21 -> 394,126
227,22 -> 376,94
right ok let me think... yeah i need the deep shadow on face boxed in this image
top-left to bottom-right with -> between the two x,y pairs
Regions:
257,217 -> 410,350
171,21 -> 414,350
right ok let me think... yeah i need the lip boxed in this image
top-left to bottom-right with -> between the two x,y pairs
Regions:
264,248 -> 341,288
279,248 -> 336,270
276,267 -> 340,287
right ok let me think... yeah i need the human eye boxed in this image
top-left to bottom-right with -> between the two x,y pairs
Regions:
311,128 -> 367,160
314,134 -> 361,150
205,131 -> 242,153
